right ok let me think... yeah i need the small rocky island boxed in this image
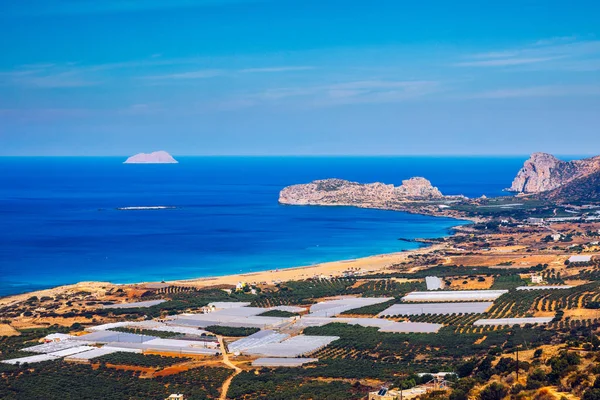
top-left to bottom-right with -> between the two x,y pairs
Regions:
124,151 -> 178,164
279,177 -> 447,206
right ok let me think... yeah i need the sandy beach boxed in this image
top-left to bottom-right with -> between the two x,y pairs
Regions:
167,243 -> 446,288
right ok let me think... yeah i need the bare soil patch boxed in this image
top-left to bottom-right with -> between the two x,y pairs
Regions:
0,324 -> 19,336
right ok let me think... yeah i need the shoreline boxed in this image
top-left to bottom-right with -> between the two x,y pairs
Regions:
0,241 -> 450,307
165,242 -> 448,288
0,211 -> 469,306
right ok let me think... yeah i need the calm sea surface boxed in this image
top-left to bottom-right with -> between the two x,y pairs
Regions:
0,156 -> 527,296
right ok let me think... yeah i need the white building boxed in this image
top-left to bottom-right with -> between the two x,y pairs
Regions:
530,274 -> 543,284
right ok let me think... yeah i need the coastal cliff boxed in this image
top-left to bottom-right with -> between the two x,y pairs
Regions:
509,153 -> 577,193
279,177 -> 444,206
508,152 -> 600,202
509,152 -> 600,194
124,151 -> 178,164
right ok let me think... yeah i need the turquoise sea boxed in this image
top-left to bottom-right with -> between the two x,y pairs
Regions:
0,156 -> 527,296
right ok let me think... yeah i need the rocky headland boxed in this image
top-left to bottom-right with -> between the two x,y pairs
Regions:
279,177 -> 447,207
124,151 -> 178,164
509,152 -> 600,194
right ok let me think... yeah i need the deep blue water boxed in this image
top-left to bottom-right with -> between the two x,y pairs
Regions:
0,156 -> 527,296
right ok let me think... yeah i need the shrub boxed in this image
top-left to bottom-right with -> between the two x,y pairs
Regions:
479,382 -> 508,400
534,388 -> 558,400
527,368 -> 548,390
510,383 -> 525,395
583,389 -> 600,400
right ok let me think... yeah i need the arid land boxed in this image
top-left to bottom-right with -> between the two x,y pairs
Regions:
3,188 -> 600,399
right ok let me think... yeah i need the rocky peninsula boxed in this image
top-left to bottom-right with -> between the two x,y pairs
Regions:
279,177 -> 447,207
124,151 -> 178,164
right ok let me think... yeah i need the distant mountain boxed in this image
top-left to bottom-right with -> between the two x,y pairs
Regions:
124,151 -> 178,164
509,153 -> 600,193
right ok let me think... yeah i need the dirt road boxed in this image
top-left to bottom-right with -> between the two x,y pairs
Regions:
218,335 -> 242,400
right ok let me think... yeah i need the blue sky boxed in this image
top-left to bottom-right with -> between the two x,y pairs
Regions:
1,0 -> 599,155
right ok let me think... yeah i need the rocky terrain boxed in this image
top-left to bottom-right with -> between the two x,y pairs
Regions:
124,150 -> 178,164
544,169 -> 600,202
509,152 -> 600,193
279,177 -> 444,206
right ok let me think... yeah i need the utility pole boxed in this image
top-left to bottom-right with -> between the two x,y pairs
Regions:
516,345 -> 519,383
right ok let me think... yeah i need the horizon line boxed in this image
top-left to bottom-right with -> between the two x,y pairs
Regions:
0,153 -> 595,158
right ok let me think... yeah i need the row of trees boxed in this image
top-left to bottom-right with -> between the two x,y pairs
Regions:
204,325 -> 259,337
369,265 -> 535,280
347,279 -> 425,297
0,361 -> 231,399
534,282 -> 600,312
229,370 -> 363,400
97,352 -> 190,368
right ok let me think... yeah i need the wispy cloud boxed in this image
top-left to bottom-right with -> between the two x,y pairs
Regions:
143,69 -> 224,80
143,66 -> 316,81
0,108 -> 97,121
192,80 -> 441,112
2,0 -> 258,17
117,103 -> 164,115
0,59 -> 181,88
0,103 -> 168,121
245,80 -> 441,106
0,66 -> 100,88
548,59 -> 600,72
533,36 -> 579,46
466,85 -> 600,99
239,66 -> 315,73
0,57 -> 317,88
455,38 -> 600,69
454,56 -> 561,67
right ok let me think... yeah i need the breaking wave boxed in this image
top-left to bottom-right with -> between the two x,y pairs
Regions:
116,206 -> 176,211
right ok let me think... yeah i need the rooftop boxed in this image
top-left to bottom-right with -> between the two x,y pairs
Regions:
569,255 -> 592,263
